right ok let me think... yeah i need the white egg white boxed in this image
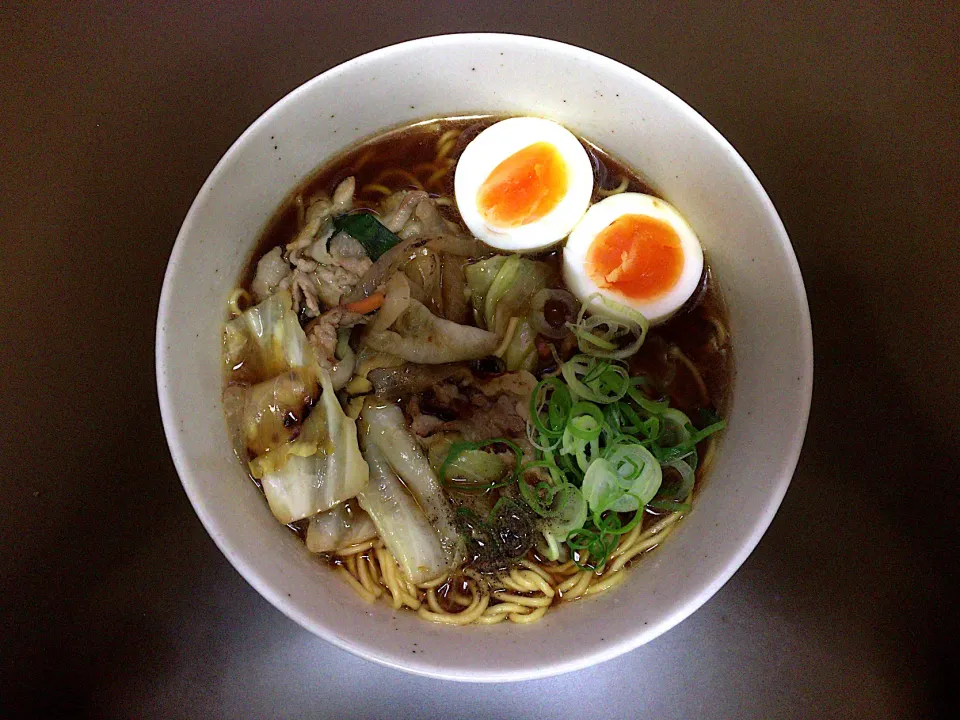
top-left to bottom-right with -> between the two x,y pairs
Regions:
454,117 -> 593,252
562,193 -> 704,324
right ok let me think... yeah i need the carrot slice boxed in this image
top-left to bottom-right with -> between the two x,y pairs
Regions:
342,292 -> 385,314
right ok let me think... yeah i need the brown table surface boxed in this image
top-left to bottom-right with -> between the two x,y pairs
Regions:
2,2 -> 957,718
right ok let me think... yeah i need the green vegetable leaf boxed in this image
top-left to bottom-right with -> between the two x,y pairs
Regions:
333,212 -> 402,260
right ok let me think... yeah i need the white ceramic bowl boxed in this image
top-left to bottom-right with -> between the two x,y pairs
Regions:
157,34 -> 812,682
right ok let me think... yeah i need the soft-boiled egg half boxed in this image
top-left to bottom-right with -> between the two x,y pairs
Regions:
455,117 -> 593,252
563,193 -> 704,324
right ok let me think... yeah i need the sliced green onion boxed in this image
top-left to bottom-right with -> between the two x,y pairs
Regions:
567,525 -> 619,571
581,458 -> 624,514
566,401 -> 605,442
648,458 -> 696,512
648,458 -> 695,511
561,355 -> 629,404
652,417 -> 726,463
518,462 -> 566,517
659,408 -> 694,446
529,377 -> 573,437
542,485 -> 587,542
685,419 -> 727,446
567,293 -> 649,359
611,442 -> 655,489
540,530 -> 562,562
513,297 -> 728,571
572,326 -> 619,351
592,506 -> 644,536
583,442 -> 661,514
627,377 -> 670,415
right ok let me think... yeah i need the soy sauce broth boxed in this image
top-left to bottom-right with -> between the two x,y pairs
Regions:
241,115 -> 733,419
242,115 -> 733,486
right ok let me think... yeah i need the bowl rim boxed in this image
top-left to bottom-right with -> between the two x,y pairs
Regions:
156,32 -> 813,682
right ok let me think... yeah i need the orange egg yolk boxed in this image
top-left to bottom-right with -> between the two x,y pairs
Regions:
477,142 -> 568,227
586,214 -> 684,301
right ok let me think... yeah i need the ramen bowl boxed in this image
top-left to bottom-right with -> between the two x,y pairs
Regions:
156,33 -> 812,682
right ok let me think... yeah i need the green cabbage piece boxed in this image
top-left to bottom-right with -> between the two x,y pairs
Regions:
363,299 -> 498,364
358,438 -> 454,584
257,369 -> 369,523
305,501 -> 378,553
360,401 -> 463,577
465,255 -> 552,338
223,368 -> 317,461
223,289 -> 319,384
464,255 -> 507,322
503,318 -> 537,372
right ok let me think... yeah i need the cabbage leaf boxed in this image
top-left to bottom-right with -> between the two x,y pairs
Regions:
257,369 -> 368,523
358,401 -> 463,582
464,254 -> 507,320
223,289 -> 319,385
305,500 -> 378,553
223,368 -> 317,460
363,299 -> 497,364
465,255 -> 551,337
503,317 -> 537,372
357,439 -> 453,584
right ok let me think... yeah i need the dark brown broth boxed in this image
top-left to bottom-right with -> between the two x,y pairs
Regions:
243,114 -> 731,406
242,116 -> 659,286
238,115 -> 733,572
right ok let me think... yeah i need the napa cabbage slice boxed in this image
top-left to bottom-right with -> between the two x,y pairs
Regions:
305,500 -> 378,553
257,369 -> 368,523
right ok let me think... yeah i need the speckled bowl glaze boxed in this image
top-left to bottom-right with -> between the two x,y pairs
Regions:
157,34 -> 812,682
